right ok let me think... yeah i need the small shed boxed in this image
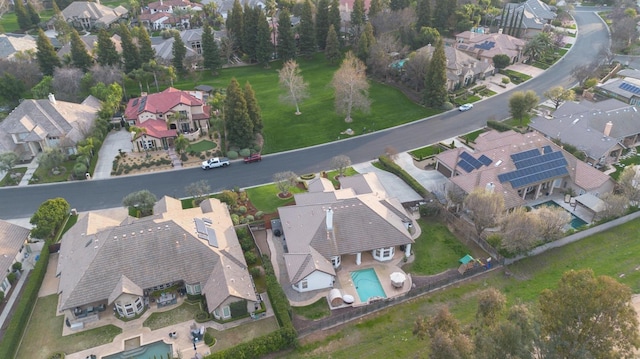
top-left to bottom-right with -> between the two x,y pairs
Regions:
458,254 -> 476,275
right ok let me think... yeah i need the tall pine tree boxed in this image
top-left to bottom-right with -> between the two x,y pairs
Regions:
368,0 -> 382,18
202,23 -> 222,73
433,0 -> 451,34
36,28 -> 61,76
325,25 -> 341,65
120,24 -> 141,73
26,2 -> 41,27
356,22 -> 374,62
423,38 -> 448,108
329,0 -> 341,45
350,0 -> 366,43
137,26 -> 155,64
226,0 -> 244,52
316,0 -> 330,50
15,0 -> 31,31
96,29 -> 120,66
389,0 -> 409,11
70,28 -> 93,72
299,0 -> 316,58
277,8 -> 296,61
224,78 -> 254,148
244,81 -> 262,134
172,33 -> 187,73
242,5 -> 258,60
416,0 -> 431,30
255,9 -> 272,67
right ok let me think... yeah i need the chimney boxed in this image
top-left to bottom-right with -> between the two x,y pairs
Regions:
48,93 -> 56,105
326,208 -> 333,232
485,182 -> 495,193
603,121 -> 613,137
141,92 -> 148,97
498,28 -> 503,34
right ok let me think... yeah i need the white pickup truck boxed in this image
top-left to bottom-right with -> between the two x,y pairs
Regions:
201,157 -> 231,169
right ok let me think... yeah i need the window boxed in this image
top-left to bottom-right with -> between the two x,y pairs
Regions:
213,308 -> 220,319
331,256 -> 341,268
135,297 -> 143,311
301,279 -> 308,289
222,306 -> 231,318
186,283 -> 201,295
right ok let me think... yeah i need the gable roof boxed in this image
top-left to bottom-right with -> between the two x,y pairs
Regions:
0,33 -> 37,60
124,87 -> 203,120
455,32 -> 525,60
57,197 -> 256,312
57,34 -> 122,59
504,0 -> 556,32
134,119 -> 178,139
417,44 -> 494,80
61,1 -> 128,26
0,220 -> 29,281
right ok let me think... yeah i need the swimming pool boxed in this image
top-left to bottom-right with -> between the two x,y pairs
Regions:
103,339 -> 173,359
533,201 -> 588,229
350,268 -> 386,303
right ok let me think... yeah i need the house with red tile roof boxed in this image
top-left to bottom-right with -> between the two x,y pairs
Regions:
124,87 -> 210,151
434,130 -> 614,210
139,0 -> 202,30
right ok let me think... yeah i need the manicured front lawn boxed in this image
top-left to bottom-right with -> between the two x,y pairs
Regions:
30,161 -> 78,184
460,129 -> 486,143
409,145 -> 443,160
245,183 -> 305,213
326,167 -> 359,188
403,217 -> 471,275
143,300 -> 202,331
16,295 -> 122,359
283,217 -> 640,358
187,140 -> 217,153
292,298 -> 331,320
0,167 -> 27,187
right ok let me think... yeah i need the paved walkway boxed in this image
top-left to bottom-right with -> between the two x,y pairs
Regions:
16,158 -> 40,186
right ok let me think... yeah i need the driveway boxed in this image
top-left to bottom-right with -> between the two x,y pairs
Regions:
352,159 -> 423,203
93,129 -> 133,180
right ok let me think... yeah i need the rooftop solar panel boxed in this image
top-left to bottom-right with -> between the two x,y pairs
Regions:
511,148 -> 540,162
620,82 -> 640,95
460,151 -> 484,169
478,155 -> 492,166
194,218 -> 206,234
206,227 -> 218,248
542,145 -> 552,154
515,151 -> 566,169
458,160 -> 475,173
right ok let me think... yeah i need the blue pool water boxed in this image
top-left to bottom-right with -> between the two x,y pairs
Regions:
103,340 -> 173,359
350,268 -> 386,303
533,201 -> 588,229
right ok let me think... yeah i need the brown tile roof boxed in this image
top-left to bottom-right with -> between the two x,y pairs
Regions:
124,87 -> 204,120
0,220 -> 29,280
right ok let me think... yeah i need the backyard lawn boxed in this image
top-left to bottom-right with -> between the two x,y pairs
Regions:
16,295 -> 122,359
207,316 -> 280,352
282,217 -> 640,358
143,300 -> 202,331
245,183 -> 305,213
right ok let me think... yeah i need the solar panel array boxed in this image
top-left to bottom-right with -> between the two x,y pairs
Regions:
619,82 -> 640,95
474,41 -> 496,50
498,150 -> 568,189
542,145 -> 552,154
194,218 -> 219,248
137,97 -> 147,113
457,151 -> 493,173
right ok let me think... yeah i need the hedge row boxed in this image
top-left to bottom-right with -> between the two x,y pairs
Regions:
0,244 -> 50,359
487,120 -> 513,133
377,155 -> 429,197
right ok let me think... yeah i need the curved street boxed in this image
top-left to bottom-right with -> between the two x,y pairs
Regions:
0,8 -> 611,220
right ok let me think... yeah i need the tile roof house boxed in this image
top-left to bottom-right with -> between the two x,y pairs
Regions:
595,77 -> 640,106
500,0 -> 556,39
278,173 -> 417,293
57,33 -> 122,60
416,44 -> 495,91
530,98 -> 640,166
150,35 -> 198,65
434,130 -> 614,210
139,0 -> 202,30
123,87 -> 210,151
455,31 -> 526,65
57,1 -> 129,31
0,94 -> 101,161
0,220 -> 30,299
0,33 -> 37,60
56,197 -> 258,325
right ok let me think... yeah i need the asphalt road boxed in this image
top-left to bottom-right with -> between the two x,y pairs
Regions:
0,9 -> 610,220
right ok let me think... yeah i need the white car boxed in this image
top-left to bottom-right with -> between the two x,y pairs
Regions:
459,103 -> 473,112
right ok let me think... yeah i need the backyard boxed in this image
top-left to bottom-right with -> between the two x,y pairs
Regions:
143,300 -> 202,331
281,216 -> 640,358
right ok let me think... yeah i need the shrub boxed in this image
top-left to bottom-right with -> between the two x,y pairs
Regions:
255,211 -> 264,219
300,173 -> 316,180
238,228 -> 255,251
441,102 -> 454,110
180,153 -> 189,162
219,190 -> 239,206
487,233 -> 502,249
239,148 -> 251,157
12,262 -> 22,271
377,155 -> 429,197
230,299 -> 248,317
236,206 -> 247,214
487,120 -> 513,132
7,273 -> 16,285
199,154 -> 206,160
195,311 -> 210,323
204,332 -> 215,346
230,214 -> 240,225
227,150 -> 239,159
501,77 -> 510,84
48,353 -> 65,359
250,267 -> 261,278
584,77 -> 598,88
0,291 -> 4,302
245,215 -> 255,222
244,251 -> 257,265
73,163 -> 88,179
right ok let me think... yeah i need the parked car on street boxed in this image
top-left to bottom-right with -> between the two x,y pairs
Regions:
459,103 -> 473,111
201,157 -> 230,169
244,153 -> 262,163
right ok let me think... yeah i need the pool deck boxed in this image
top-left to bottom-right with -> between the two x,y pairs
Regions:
528,194 -> 595,225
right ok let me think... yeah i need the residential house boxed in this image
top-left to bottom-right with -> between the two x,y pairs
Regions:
434,130 -> 614,210
595,77 -> 640,106
56,1 -> 128,31
207,0 -> 265,19
0,33 -> 37,60
56,197 -> 258,326
455,31 -> 525,65
150,35 -> 198,66
499,0 -> 556,39
416,44 -> 494,90
57,34 -> 122,60
278,173 -> 416,293
139,0 -> 202,30
123,87 -> 210,151
0,220 -> 30,299
0,94 -> 101,161
530,98 -> 640,166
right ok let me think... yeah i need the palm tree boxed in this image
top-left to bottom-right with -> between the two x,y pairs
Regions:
523,32 -> 553,63
174,134 -> 190,154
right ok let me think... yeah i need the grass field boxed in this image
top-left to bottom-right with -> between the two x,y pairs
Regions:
292,298 -> 331,320
282,217 -> 640,358
245,183 -> 305,213
187,139 -> 217,152
143,301 -> 202,330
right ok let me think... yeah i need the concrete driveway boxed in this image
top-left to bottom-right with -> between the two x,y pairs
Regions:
352,159 -> 423,203
93,129 -> 133,180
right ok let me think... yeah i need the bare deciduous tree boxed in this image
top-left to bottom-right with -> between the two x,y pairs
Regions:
366,33 -> 406,81
90,65 -> 125,88
0,152 -> 19,173
533,205 -> 571,242
331,51 -> 371,123
384,145 -> 399,162
52,67 -> 84,102
370,8 -> 416,36
330,155 -> 351,177
463,187 -> 504,236
618,166 -> 640,205
500,207 -> 539,254
273,171 -> 298,196
185,180 -> 211,206
600,192 -> 628,219
278,60 -> 309,115
446,183 -> 467,212
403,50 -> 430,92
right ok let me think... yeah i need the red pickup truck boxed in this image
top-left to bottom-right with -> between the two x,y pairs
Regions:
243,153 -> 262,163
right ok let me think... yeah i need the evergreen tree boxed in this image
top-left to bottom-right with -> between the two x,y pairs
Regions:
96,28 -> 120,66
36,28 -> 61,76
172,33 -> 187,73
26,2 -> 41,27
357,22 -> 374,62
226,0 -> 244,51
316,0 -> 330,50
137,26 -> 155,64
368,0 -> 382,18
325,25 -> 341,65
224,78 -> 254,148
423,38 -> 448,108
329,0 -> 341,44
433,0 -> 451,34
299,0 -> 316,58
416,0 -> 431,30
120,24 -> 141,73
70,28 -> 93,72
242,5 -> 258,61
202,23 -> 222,73
244,81 -> 262,134
277,8 -> 296,61
255,9 -> 272,67
389,0 -> 409,11
15,0 -> 31,31
350,0 -> 366,43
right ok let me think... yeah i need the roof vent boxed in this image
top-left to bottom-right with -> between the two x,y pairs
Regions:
326,208 -> 333,231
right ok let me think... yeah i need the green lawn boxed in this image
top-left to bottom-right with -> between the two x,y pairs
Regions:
284,216 -> 640,358
161,53 -> 435,154
207,316 -> 280,352
30,160 -> 78,184
16,295 -> 122,359
187,139 -> 217,153
0,167 -> 26,187
143,301 -> 202,330
292,298 -> 331,320
460,129 -> 485,143
409,145 -> 443,160
326,167 -> 359,188
0,10 -> 55,33
402,217 -> 471,275
245,183 -> 305,213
